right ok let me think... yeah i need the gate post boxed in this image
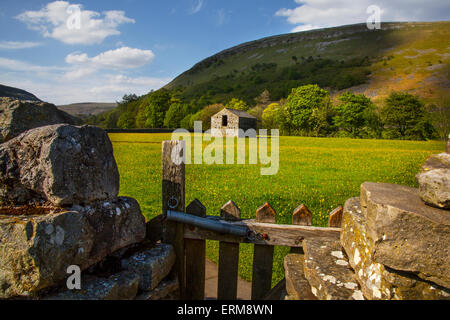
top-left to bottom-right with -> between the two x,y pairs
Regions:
162,140 -> 186,298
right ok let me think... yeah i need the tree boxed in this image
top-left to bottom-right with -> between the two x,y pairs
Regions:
262,103 -> 280,129
428,98 -> 450,140
285,84 -> 330,135
191,104 -> 224,129
164,100 -> 187,128
119,93 -> 139,104
225,98 -> 249,111
254,89 -> 271,107
117,111 -> 135,129
104,110 -> 119,128
381,92 -> 434,140
334,92 -> 378,137
143,89 -> 171,128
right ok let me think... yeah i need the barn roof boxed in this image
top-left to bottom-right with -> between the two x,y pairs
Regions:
223,108 -> 256,119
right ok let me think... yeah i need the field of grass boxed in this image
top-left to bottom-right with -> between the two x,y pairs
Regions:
109,133 -> 445,284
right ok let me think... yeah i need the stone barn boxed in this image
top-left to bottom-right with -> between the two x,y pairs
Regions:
211,108 -> 257,137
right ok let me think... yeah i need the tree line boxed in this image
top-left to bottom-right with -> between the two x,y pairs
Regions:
86,85 -> 448,141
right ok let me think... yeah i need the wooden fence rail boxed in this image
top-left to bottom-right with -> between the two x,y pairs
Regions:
160,140 -> 342,300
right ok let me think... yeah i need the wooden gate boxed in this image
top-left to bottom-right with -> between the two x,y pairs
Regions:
158,140 -> 342,300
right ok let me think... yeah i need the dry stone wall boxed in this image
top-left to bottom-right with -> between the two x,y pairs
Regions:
0,105 -> 177,300
285,148 -> 450,300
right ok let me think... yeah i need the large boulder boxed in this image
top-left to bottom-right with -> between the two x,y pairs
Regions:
0,124 -> 119,206
416,153 -> 450,209
341,197 -> 449,300
0,197 -> 146,298
360,182 -> 450,288
0,98 -> 80,143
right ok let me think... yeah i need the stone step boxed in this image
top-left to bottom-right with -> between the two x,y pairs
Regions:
341,197 -> 450,300
284,253 -> 317,300
136,277 -> 179,300
302,239 -> 364,300
42,243 -> 176,300
360,182 -> 450,288
121,243 -> 176,291
44,271 -> 140,300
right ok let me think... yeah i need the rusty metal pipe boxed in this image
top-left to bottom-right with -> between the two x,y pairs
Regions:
166,210 -> 249,237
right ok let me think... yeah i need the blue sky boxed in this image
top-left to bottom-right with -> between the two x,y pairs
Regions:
0,0 -> 449,104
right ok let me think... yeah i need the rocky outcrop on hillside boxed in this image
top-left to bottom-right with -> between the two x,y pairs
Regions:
285,147 -> 450,300
0,97 -> 81,143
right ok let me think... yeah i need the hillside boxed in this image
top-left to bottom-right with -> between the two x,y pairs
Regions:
166,21 -> 450,106
88,21 -> 449,139
57,102 -> 118,117
0,84 -> 41,102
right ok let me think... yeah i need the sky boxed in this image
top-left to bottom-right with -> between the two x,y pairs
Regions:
0,0 -> 449,105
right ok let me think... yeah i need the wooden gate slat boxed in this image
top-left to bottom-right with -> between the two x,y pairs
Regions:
328,206 -> 343,228
251,202 -> 276,300
290,203 -> 311,254
185,199 -> 207,300
162,140 -> 186,299
217,200 -> 241,300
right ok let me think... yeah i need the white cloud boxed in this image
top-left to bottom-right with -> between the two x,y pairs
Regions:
66,47 -> 154,69
190,0 -> 204,14
276,0 -> 450,32
0,54 -> 169,104
16,1 -> 135,45
0,57 -> 65,75
217,8 -> 226,25
64,47 -> 155,80
0,41 -> 42,49
89,75 -> 171,95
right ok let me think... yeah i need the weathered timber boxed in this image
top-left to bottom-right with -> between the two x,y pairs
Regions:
328,206 -> 343,228
292,204 -> 312,226
220,200 -> 241,221
252,202 -> 276,300
185,199 -> 206,300
291,204 -> 311,254
162,140 -> 186,298
146,214 -> 164,243
264,278 -> 287,300
184,218 -> 340,246
218,200 -> 241,300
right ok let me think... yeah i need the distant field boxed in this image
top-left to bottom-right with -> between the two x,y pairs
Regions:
57,102 -> 117,116
109,133 -> 445,284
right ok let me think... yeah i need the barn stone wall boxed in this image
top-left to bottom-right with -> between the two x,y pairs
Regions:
211,109 -> 240,137
211,109 -> 257,137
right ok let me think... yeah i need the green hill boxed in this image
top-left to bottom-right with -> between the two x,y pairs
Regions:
88,21 -> 449,138
166,21 -> 449,106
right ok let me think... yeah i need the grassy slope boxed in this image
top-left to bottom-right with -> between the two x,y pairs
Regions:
110,133 -> 445,283
166,22 -> 450,106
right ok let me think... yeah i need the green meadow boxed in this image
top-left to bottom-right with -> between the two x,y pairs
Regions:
110,133 -> 445,284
